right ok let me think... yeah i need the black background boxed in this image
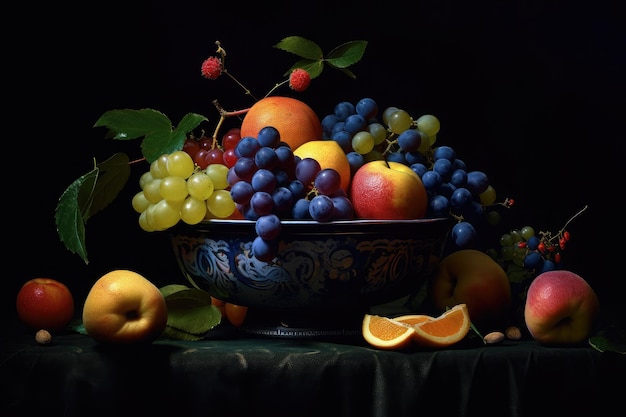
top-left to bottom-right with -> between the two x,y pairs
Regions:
6,1 -> 625,326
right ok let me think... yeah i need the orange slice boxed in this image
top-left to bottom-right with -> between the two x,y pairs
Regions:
411,304 -> 471,347
362,314 -> 415,350
393,314 -> 434,326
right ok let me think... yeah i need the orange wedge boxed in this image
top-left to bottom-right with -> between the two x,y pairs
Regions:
362,314 -> 415,350
410,304 -> 471,347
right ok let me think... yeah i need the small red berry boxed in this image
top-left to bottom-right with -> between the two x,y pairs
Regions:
289,68 -> 311,92
201,56 -> 223,80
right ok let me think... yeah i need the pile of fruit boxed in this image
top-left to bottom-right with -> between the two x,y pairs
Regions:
37,37 -> 612,350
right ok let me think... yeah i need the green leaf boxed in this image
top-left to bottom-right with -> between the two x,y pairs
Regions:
175,112 -> 209,136
55,168 -> 99,264
160,284 -> 194,298
88,152 -> 131,219
94,108 -> 173,140
141,130 -> 185,163
326,40 -> 368,68
326,64 -> 357,80
162,288 -> 222,339
273,36 -> 323,60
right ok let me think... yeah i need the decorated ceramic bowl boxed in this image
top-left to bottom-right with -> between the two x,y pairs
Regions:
169,218 -> 452,316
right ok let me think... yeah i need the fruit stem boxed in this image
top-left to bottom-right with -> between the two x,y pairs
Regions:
211,99 -> 251,142
215,41 -> 259,101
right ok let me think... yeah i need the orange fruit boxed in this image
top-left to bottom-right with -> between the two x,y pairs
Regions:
293,140 -> 352,192
362,314 -> 416,350
240,96 -> 323,151
224,302 -> 248,327
410,304 -> 471,347
16,278 -> 75,332
393,314 -> 434,326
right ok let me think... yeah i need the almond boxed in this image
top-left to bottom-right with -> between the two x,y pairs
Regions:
484,331 -> 505,344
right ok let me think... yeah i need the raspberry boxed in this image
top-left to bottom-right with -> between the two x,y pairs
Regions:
201,56 -> 223,80
289,68 -> 311,92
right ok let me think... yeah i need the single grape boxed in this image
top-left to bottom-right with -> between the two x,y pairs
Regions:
255,214 -> 282,240
254,146 -> 279,170
132,191 -> 150,213
180,196 -> 208,224
433,158 -> 453,180
234,136 -> 261,158
295,158 -> 321,186
451,221 -> 476,247
167,151 -> 194,179
466,171 -> 489,194
387,109 -> 413,134
331,195 -> 354,220
346,151 -> 365,176
352,131 -> 375,154
160,176 -> 188,202
415,114 -> 440,137
433,145 -> 456,162
251,169 -> 277,193
252,236 -> 278,262
344,114 -> 368,135
271,186 -> 294,214
334,101 -> 356,121
256,126 -> 281,148
397,129 -> 422,152
332,129 -> 354,153
355,97 -> 378,120
230,180 -> 255,205
249,191 -> 274,216
292,198 -> 312,219
367,122 -> 387,145
187,172 -> 214,200
222,128 -> 242,150
206,189 -> 236,218
233,156 -> 258,181
314,168 -> 341,196
309,194 -> 334,221
205,164 -> 230,190
321,114 -> 339,138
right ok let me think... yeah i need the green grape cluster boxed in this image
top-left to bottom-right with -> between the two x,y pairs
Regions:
131,150 -> 236,231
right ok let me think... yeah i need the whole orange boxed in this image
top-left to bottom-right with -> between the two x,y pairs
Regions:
240,96 -> 323,150
293,140 -> 351,192
16,278 -> 75,331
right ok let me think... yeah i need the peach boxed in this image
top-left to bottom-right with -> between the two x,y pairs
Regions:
429,249 -> 511,331
524,270 -> 599,345
16,278 -> 75,332
349,160 -> 427,219
82,269 -> 168,344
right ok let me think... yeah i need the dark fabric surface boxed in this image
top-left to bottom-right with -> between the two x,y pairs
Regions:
2,326 -> 624,417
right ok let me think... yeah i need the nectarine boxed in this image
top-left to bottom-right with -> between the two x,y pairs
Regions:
429,249 -> 511,331
82,269 -> 168,344
524,270 -> 599,345
349,160 -> 427,219
16,278 -> 75,332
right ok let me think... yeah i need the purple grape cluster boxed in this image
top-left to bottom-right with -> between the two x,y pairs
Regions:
228,126 -> 354,261
320,97 -> 499,249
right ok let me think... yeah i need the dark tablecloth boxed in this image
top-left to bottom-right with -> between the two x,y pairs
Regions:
1,325 -> 624,417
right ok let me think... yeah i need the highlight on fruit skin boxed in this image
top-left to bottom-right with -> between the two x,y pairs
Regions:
361,304 -> 471,350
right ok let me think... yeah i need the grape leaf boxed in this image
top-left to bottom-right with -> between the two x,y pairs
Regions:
140,113 -> 209,163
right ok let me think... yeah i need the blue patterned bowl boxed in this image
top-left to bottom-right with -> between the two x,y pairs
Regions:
170,218 -> 451,314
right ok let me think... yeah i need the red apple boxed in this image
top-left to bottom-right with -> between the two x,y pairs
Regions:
429,249 -> 511,331
524,270 -> 599,345
349,160 -> 428,219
